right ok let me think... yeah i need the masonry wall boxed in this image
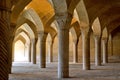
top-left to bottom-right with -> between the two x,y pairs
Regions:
112,32 -> 120,58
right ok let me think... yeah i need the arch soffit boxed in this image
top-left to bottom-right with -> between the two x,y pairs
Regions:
47,0 -> 54,7
99,8 -> 120,31
44,14 -> 55,29
70,27 -> 77,41
26,0 -> 54,28
15,32 -> 30,43
107,18 -> 120,33
14,35 -> 26,44
16,16 -> 37,38
23,23 -> 35,39
15,28 -> 31,40
81,0 -> 120,25
46,26 -> 57,40
66,0 -> 80,14
11,0 -> 32,23
76,0 -> 89,28
71,21 -> 81,38
19,8 -> 44,32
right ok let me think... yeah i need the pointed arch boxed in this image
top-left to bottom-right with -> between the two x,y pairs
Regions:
11,0 -> 32,23
92,17 -> 101,36
15,28 -> 31,40
99,10 -> 120,31
67,0 -> 80,14
76,0 -> 89,27
102,27 -> 108,39
14,35 -> 26,44
18,8 -> 44,32
15,16 -> 38,38
46,26 -> 57,39
70,21 -> 81,41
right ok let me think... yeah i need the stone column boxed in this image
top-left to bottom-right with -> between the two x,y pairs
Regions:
9,23 -> 16,74
81,28 -> 91,70
48,40 -> 54,63
28,41 -> 31,62
55,13 -> 72,78
73,39 -> 79,63
12,41 -> 15,62
31,38 -> 37,64
102,38 -> 108,64
0,20 -> 9,80
39,32 -> 47,68
94,36 -> 101,66
8,35 -> 14,74
0,14 -> 11,80
109,34 -> 113,56
24,44 -> 26,57
0,1 -> 11,80
58,28 -> 69,78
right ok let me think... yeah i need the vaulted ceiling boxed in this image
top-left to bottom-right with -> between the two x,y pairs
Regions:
11,0 -> 120,40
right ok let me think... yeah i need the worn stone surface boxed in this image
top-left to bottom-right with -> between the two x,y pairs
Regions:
9,58 -> 120,80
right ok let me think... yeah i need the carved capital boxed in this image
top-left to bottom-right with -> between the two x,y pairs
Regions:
55,12 -> 73,30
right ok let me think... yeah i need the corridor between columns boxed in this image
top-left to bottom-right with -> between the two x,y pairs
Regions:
0,0 -> 120,80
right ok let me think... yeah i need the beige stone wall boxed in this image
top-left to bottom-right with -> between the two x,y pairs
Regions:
90,34 -> 95,63
113,32 -> 120,57
77,33 -> 95,63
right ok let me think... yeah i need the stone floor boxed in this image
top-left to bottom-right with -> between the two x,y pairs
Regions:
9,59 -> 120,80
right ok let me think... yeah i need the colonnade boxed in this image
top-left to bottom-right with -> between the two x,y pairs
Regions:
0,17 -> 112,80
11,19 -> 111,79
0,1 -> 113,80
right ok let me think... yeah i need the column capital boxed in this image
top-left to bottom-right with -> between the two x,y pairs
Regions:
80,27 -> 91,36
55,12 -> 73,30
73,38 -> 79,44
38,31 -> 48,42
47,40 -> 54,45
109,34 -> 112,40
102,37 -> 108,41
38,31 -> 48,34
55,12 -> 73,19
30,38 -> 35,43
94,35 -> 101,40
30,38 -> 37,43
38,31 -> 48,36
41,35 -> 48,42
